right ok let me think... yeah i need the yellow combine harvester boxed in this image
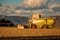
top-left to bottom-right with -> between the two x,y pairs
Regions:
29,13 -> 55,29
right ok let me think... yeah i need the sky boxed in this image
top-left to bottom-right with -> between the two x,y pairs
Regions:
0,0 -> 60,17
0,0 -> 60,6
0,0 -> 23,6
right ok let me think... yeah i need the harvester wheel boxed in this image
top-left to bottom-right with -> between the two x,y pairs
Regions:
31,24 -> 37,29
41,25 -> 49,29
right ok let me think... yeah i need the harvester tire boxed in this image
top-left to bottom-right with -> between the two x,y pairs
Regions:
31,24 -> 37,29
41,25 -> 49,29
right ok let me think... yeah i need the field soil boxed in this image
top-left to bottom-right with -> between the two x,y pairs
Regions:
0,27 -> 60,37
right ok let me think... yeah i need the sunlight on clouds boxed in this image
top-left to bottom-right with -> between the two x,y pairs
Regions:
15,10 -> 23,13
50,4 -> 60,9
23,0 -> 48,8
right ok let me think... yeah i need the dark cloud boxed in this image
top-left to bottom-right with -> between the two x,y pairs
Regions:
0,4 -> 2,6
52,7 -> 60,12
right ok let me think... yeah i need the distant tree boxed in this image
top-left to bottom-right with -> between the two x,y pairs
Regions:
0,18 -> 14,27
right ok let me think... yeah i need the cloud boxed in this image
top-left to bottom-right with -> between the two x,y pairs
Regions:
0,2 -> 60,17
52,7 -> 60,12
23,0 -> 48,9
53,12 -> 60,16
32,9 -> 54,17
15,10 -> 23,13
0,4 -> 2,6
50,4 -> 60,9
50,4 -> 60,12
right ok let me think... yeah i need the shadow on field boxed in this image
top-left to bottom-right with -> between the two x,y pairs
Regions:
0,36 -> 60,40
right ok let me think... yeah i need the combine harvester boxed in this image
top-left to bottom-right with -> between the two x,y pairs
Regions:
29,13 -> 55,29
